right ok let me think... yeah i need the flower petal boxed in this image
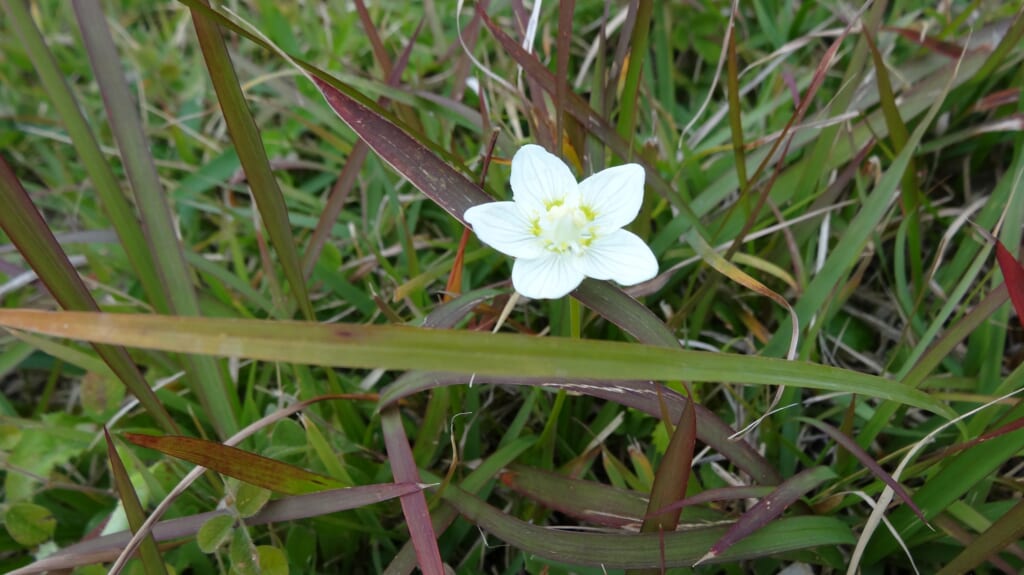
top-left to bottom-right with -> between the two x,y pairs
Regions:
578,163 -> 645,231
510,144 -> 579,216
580,229 -> 658,285
465,201 -> 545,259
512,254 -> 585,299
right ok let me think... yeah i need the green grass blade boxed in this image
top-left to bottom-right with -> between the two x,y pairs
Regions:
188,4 -> 314,320
0,157 -> 176,433
0,309 -> 954,416
104,429 -> 169,575
442,486 -> 854,568
72,0 -> 238,437
761,44 -> 955,357
937,497 -> 1024,575
1,0 -> 167,312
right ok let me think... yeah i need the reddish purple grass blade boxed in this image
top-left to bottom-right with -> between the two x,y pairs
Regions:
696,466 -> 834,565
381,407 -> 444,575
994,236 -> 1024,327
311,75 -> 489,224
8,483 -> 423,574
641,400 -> 696,534
801,418 -> 926,522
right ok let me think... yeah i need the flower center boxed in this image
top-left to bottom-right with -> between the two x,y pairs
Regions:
532,201 -> 597,255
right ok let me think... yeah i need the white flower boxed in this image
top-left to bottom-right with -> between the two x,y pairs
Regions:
464,144 -> 658,299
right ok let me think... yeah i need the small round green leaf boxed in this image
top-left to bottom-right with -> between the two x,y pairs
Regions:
5,502 -> 56,546
196,514 -> 235,554
255,545 -> 289,575
235,482 -> 272,518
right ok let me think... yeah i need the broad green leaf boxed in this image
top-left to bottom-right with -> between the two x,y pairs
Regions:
197,515 -> 235,554
254,546 -> 288,575
235,482 -> 273,519
4,414 -> 92,502
4,503 -> 56,546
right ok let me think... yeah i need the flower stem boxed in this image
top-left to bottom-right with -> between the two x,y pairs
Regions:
569,296 -> 582,339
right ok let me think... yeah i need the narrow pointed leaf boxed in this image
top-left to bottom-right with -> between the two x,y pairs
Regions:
798,417 -> 925,521
993,235 -> 1024,327
0,157 -> 176,433
381,408 -> 444,575
125,434 -> 345,495
0,310 -> 953,416
72,0 -> 238,437
640,399 -> 696,535
699,467 -> 836,564
105,429 -> 168,575
8,483 -> 422,575
442,486 -> 854,567
189,3 -> 314,320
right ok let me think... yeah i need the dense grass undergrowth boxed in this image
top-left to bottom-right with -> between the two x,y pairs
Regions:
1,1 -> 1023,573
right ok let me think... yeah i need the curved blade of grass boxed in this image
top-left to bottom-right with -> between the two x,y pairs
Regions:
442,486 -> 854,568
381,371 -> 780,484
381,407 -> 444,575
104,429 -> 168,575
7,482 -> 423,575
573,279 -> 681,348
797,417 -> 925,521
72,0 -> 238,437
125,433 -> 346,495
188,1 -> 313,320
500,464 -> 726,528
0,309 -> 954,416
0,157 -> 176,433
501,465 -> 649,528
761,23 -> 959,357
0,0 -> 166,311
696,466 -> 836,565
937,498 -> 1024,575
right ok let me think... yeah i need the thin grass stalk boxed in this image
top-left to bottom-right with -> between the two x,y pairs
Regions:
0,0 -> 167,312
72,0 -> 239,437
0,156 -> 177,433
188,1 -> 314,321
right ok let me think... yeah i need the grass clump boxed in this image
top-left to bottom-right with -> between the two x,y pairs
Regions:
1,1 -> 1023,574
